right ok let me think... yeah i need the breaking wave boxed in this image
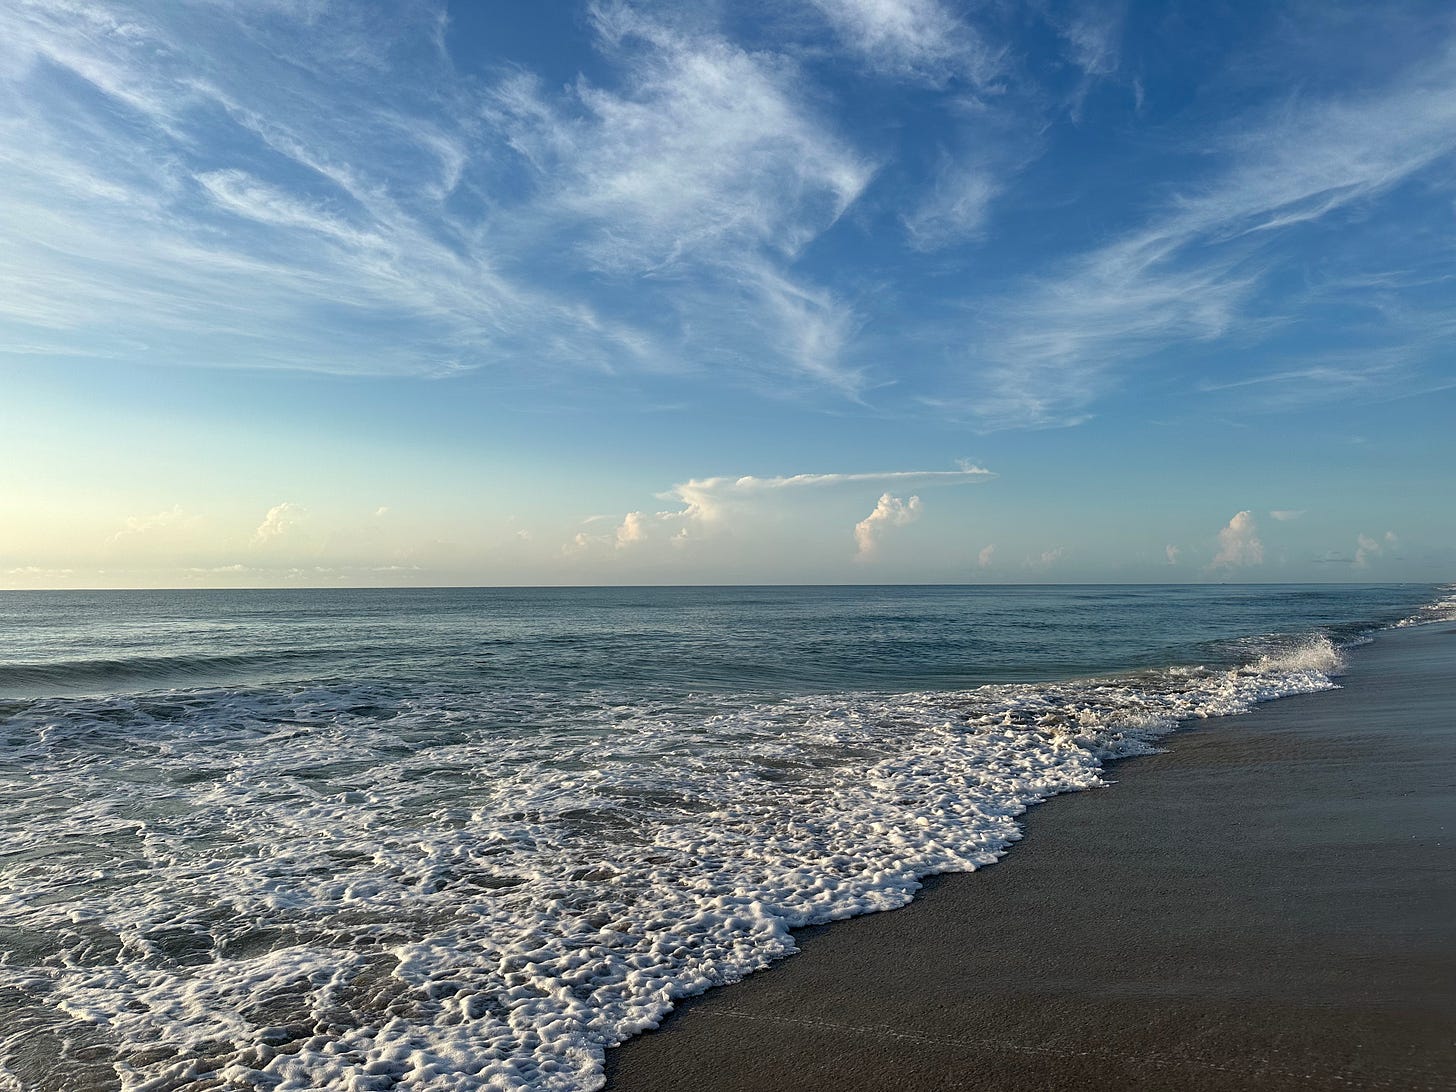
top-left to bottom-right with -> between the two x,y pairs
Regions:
0,632 -> 1349,1091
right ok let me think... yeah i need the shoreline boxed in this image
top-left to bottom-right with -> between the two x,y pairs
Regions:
604,622 -> 1456,1091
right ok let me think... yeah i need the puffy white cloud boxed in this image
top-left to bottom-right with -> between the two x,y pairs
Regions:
658,464 -> 993,524
1212,510 -> 1263,568
1354,531 -> 1398,567
562,531 -> 595,556
616,511 -> 647,549
253,502 -> 306,544
854,493 -> 922,558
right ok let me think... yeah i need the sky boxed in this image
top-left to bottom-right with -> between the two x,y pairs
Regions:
1,0 -> 1453,588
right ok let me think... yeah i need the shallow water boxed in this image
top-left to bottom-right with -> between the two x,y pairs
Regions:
0,584 -> 1448,1090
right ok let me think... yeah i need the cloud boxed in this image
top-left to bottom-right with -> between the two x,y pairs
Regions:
497,7 -> 873,272
486,4 -> 876,389
0,1 -> 876,394
1269,509 -> 1305,521
615,511 -> 647,549
1052,4 -> 1123,80
853,492 -> 922,558
109,505 -> 198,543
1046,3 -> 1125,120
253,502 -> 306,544
955,46 -> 1456,427
565,462 -> 993,557
806,0 -> 1002,86
903,160 -> 1001,249
978,543 -> 995,568
562,531 -> 596,556
1212,510 -> 1263,568
657,464 -> 992,525
1355,530 -> 1398,567
1165,544 -> 1181,564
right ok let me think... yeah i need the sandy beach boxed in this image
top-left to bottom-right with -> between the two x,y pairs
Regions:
606,623 -> 1456,1092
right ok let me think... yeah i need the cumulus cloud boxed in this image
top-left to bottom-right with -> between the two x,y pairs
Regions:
566,463 -> 993,559
562,531 -> 595,556
854,493 -> 922,558
1165,544 -> 1181,564
1212,510 -> 1263,568
253,502 -> 306,544
978,543 -> 995,568
658,464 -> 993,524
616,511 -> 647,549
1354,531 -> 1398,567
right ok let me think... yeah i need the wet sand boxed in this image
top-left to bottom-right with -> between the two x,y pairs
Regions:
605,623 -> 1456,1091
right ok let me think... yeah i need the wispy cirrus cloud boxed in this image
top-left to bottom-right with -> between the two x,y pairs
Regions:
805,0 -> 1003,87
0,0 -> 875,392
487,3 -> 877,390
950,43 -> 1456,427
4,0 -> 1452,438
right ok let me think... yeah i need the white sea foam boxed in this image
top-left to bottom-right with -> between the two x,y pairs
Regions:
0,639 -> 1346,1091
1395,584 -> 1456,628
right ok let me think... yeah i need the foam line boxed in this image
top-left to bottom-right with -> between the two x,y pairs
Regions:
0,630 -> 1360,1090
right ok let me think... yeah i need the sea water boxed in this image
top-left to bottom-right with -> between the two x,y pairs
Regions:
1,584 -> 1449,1091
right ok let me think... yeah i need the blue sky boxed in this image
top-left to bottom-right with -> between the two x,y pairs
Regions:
1,0 -> 1452,587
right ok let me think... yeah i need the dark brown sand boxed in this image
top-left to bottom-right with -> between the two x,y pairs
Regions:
605,623 -> 1456,1092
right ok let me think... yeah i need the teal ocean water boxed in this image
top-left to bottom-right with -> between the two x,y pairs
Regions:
1,584 -> 1450,1090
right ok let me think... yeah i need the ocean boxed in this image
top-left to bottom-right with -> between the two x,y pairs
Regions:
2,584 -> 1452,1091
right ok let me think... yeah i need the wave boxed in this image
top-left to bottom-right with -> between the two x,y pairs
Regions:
1395,583 -> 1456,627
0,650 -> 322,693
0,624 -> 1358,1092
